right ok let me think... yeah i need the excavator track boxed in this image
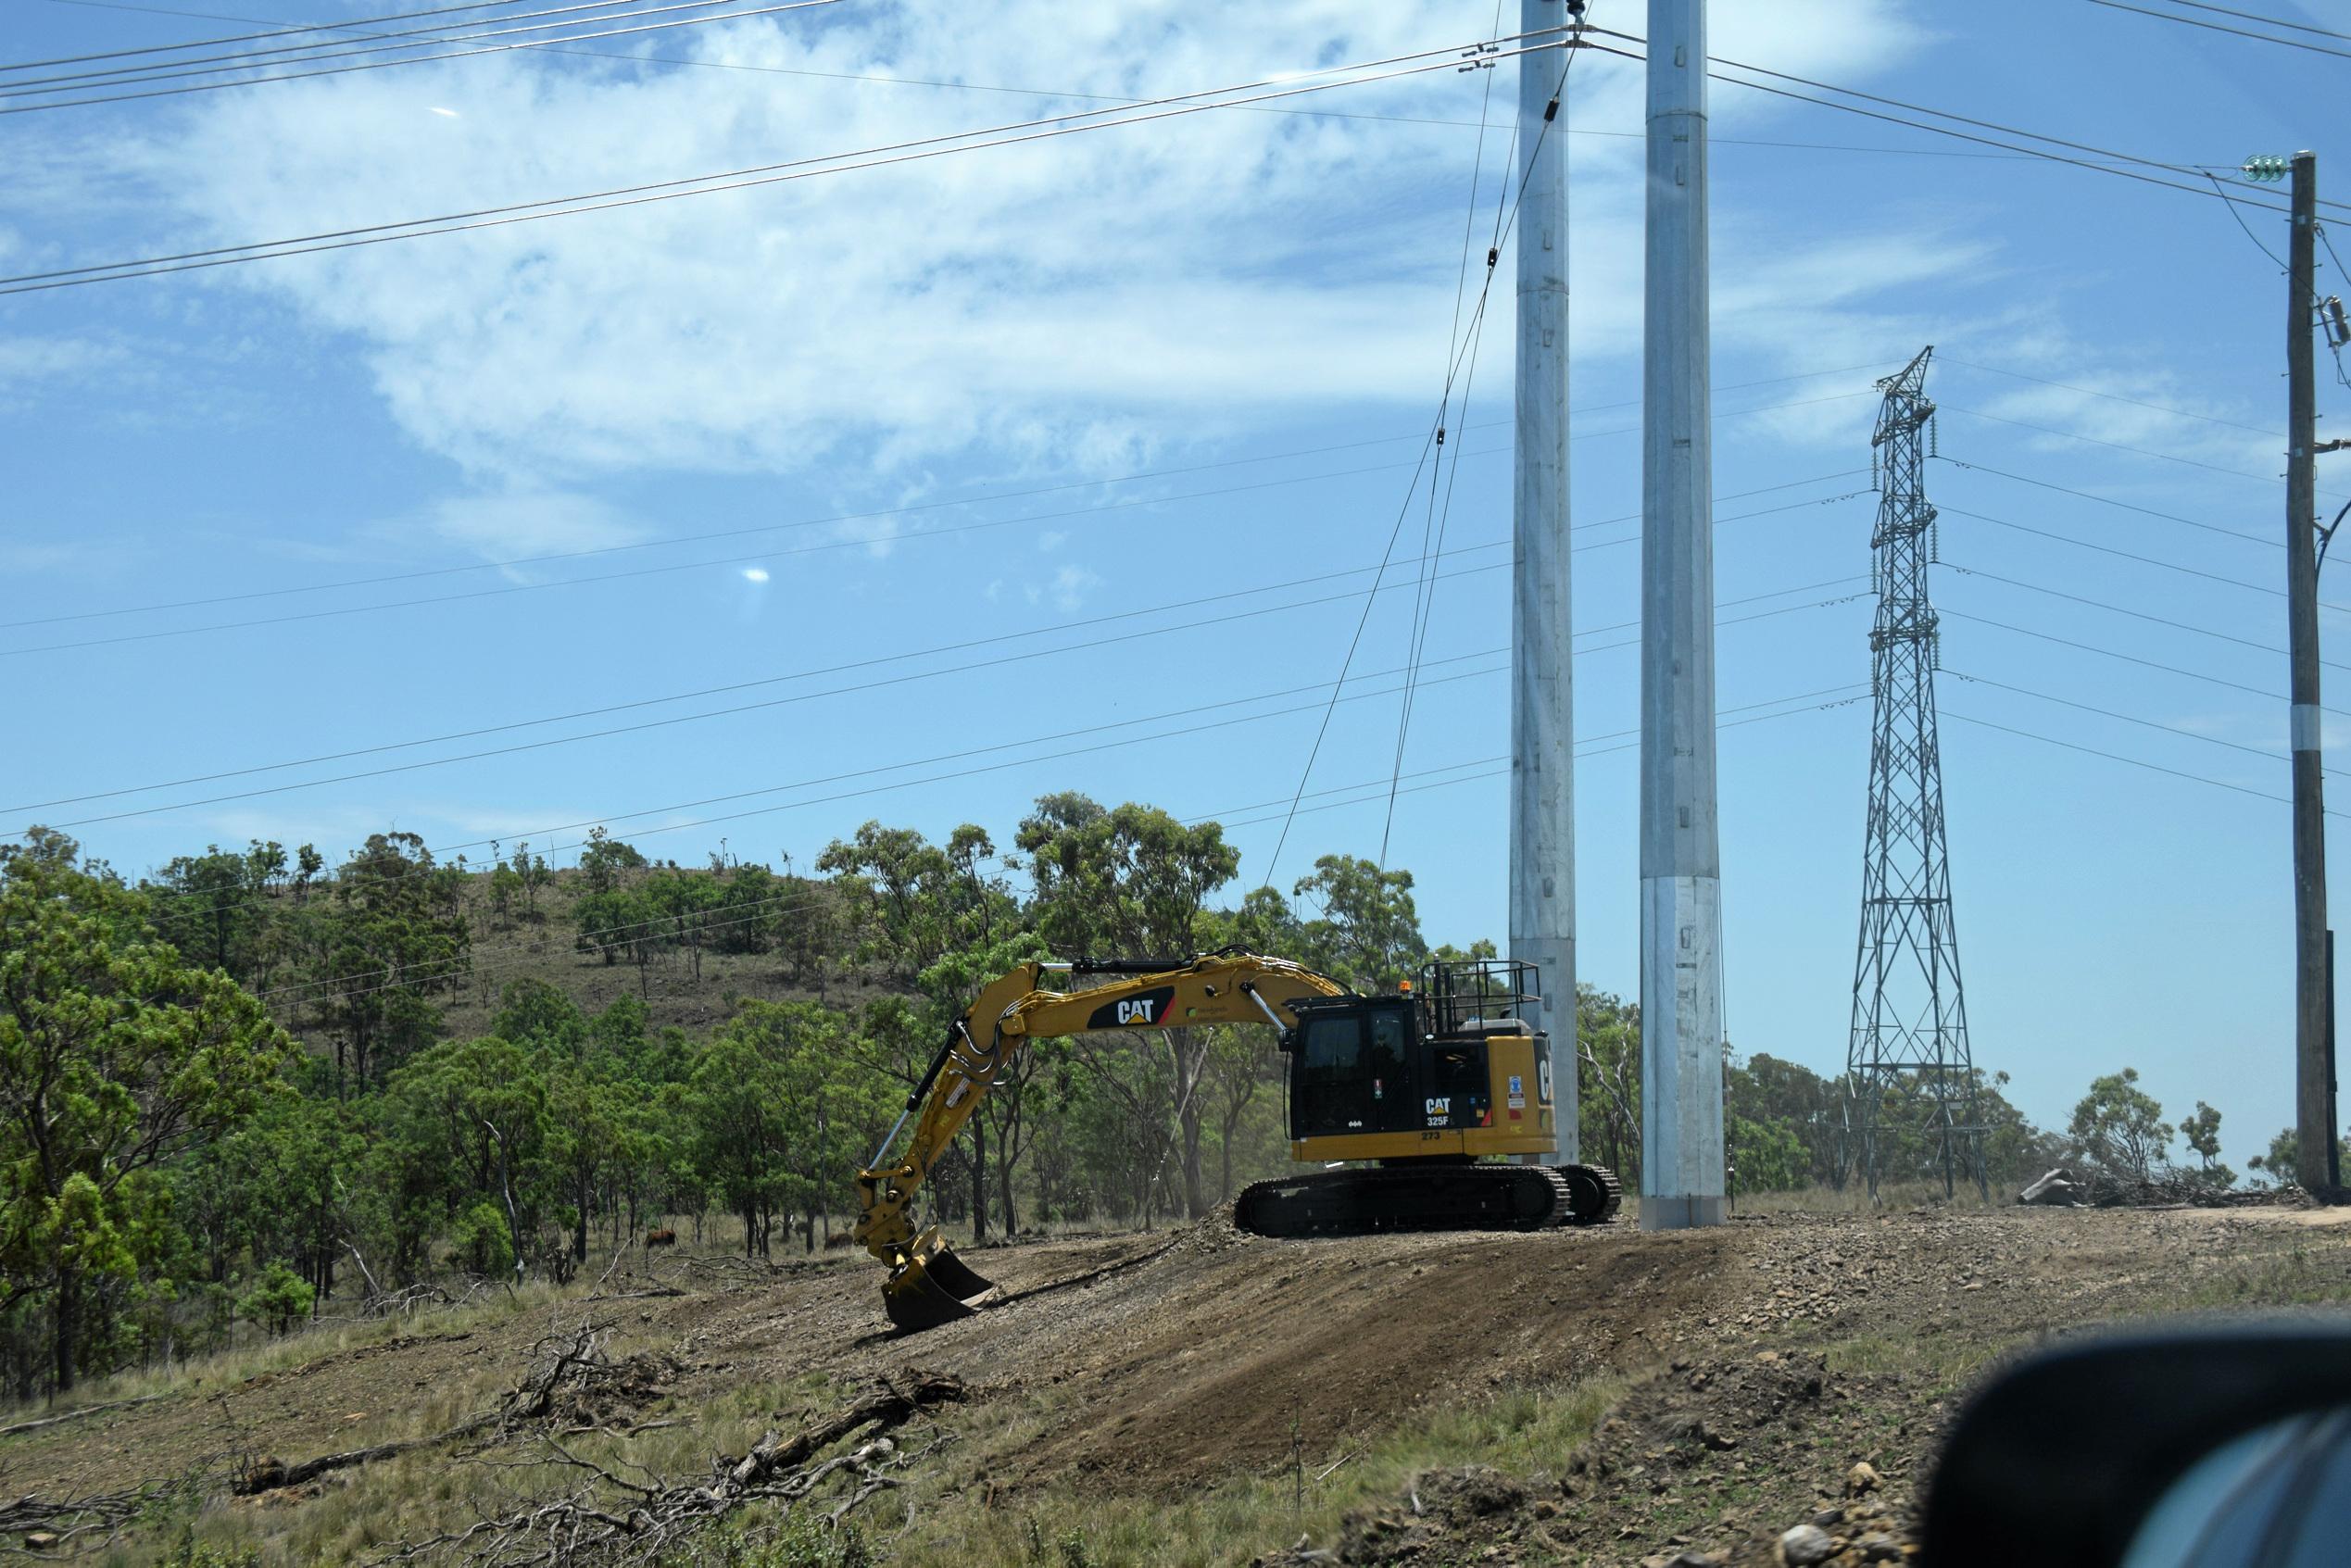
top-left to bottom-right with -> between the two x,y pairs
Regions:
1234,1162 -> 1621,1239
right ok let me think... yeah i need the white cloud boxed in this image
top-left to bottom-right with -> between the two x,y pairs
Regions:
0,336 -> 130,411
85,0 -> 1932,483
1049,561 -> 1102,611
741,566 -> 771,583
427,492 -> 649,575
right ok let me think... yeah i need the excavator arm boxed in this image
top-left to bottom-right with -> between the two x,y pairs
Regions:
852,951 -> 1347,1329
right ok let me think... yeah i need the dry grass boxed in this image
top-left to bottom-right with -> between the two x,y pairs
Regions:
867,1374 -> 1626,1568
0,1281 -> 575,1429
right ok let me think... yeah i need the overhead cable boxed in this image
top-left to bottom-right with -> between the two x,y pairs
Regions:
1264,11 -> 1587,885
1945,608 -> 2351,717
0,31 -> 1574,282
1,365 -> 1890,633
2,0 -> 845,111
1943,668 -> 2349,779
1937,357 -> 2280,438
1942,558 -> 2350,670
1943,708 -> 2351,816
253,679 -> 1867,1008
1570,33 -> 2306,215
2081,0 -> 2351,60
11,476 -> 1868,822
3,0 -> 724,89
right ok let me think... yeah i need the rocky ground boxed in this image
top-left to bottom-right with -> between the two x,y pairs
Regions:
6,1201 -> 2348,1564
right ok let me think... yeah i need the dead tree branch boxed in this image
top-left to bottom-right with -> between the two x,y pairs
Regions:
0,1394 -> 164,1439
370,1370 -> 965,1566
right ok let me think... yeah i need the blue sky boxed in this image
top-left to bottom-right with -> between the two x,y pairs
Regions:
5,0 -> 2347,1168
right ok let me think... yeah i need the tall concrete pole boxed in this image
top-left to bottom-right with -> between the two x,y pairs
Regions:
1638,0 -> 1724,1228
1512,0 -> 1577,1160
2288,151 -> 2333,1196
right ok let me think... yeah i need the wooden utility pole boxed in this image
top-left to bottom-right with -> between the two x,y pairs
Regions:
2288,150 -> 2333,1196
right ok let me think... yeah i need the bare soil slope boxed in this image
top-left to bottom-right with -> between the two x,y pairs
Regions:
7,1203 -> 2348,1564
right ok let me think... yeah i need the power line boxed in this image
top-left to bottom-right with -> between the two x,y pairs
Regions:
2148,0 -> 2351,42
1942,708 -> 2351,819
1940,558 -> 2351,671
1698,37 -> 2341,214
2082,0 -> 2351,61
19,0 -> 2135,154
31,557 -> 1524,832
241,652 -> 1521,1000
1265,15 -> 1586,885
1942,667 -> 2351,779
0,32 -> 1570,285
1221,690 -> 1869,832
3,0 -> 711,87
10,474 -> 1867,823
1937,457 -> 2280,548
1940,402 -> 2306,486
1940,504 -> 2288,603
262,677 -> 1868,1009
0,433 -> 1862,659
124,573 -> 1864,937
24,0 -> 1548,132
9,486 -> 1864,823
7,0 -> 541,66
1572,34 -> 2308,215
1936,357 -> 2280,438
0,364 -> 1891,634
1199,683 -> 1872,825
2,0 -> 846,112
1385,23 -> 1513,869
1944,608 -> 2351,717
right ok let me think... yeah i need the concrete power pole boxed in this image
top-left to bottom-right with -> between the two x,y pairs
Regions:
1639,0 -> 1724,1228
1512,0 -> 1576,1160
2288,150 -> 2333,1196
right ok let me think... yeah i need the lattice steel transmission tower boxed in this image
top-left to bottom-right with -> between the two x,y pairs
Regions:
1842,345 -> 1988,1199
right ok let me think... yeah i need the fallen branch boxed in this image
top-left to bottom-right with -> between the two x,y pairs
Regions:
994,1237 -> 1181,1308
0,1394 -> 165,1439
371,1370 -> 965,1565
235,1414 -> 498,1495
0,1474 -> 204,1556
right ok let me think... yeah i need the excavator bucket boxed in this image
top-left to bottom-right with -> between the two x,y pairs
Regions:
882,1227 -> 998,1332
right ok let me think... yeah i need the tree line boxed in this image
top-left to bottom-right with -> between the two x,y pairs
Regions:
0,796 -> 2299,1402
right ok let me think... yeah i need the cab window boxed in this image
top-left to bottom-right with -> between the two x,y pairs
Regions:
1298,1016 -> 1371,1135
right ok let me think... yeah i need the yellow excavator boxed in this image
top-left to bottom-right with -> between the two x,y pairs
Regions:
852,950 -> 1620,1330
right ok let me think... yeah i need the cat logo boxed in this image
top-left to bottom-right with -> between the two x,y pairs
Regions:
1085,986 -> 1175,1030
1424,1097 -> 1452,1125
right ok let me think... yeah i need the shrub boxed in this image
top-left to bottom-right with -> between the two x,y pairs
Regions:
234,1261 -> 313,1336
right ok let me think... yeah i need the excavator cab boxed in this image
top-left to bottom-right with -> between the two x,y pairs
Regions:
1237,957 -> 1616,1236
1282,959 -> 1557,1160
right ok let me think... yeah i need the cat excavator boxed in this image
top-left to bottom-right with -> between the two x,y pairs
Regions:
852,949 -> 1620,1330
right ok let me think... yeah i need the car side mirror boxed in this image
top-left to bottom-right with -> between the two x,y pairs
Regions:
1925,1322 -> 2351,1567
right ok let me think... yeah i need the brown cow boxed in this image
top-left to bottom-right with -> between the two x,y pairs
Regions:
645,1228 -> 677,1249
